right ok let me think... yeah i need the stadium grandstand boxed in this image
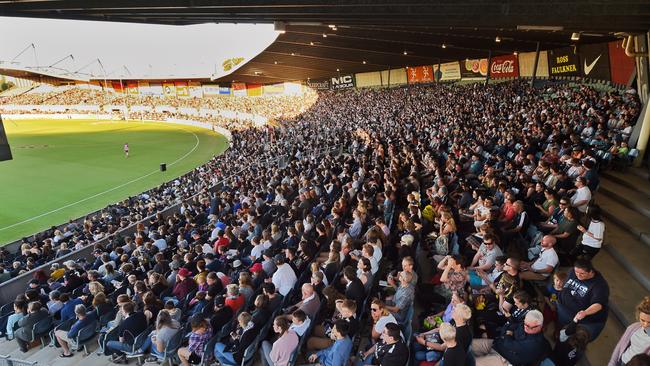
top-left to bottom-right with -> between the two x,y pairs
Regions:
0,1 -> 649,366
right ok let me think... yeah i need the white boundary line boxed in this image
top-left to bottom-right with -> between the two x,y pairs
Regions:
0,121 -> 204,232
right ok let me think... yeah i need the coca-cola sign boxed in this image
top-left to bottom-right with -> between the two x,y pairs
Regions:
489,54 -> 519,78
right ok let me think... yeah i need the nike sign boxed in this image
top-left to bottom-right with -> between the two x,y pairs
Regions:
584,54 -> 602,75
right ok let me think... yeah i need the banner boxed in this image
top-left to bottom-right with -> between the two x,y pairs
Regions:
232,82 -> 246,96
263,83 -> 285,95
306,79 -> 330,90
579,43 -> 610,80
219,86 -> 231,95
162,82 -> 176,97
518,51 -> 549,77
149,83 -> 163,96
111,81 -> 124,93
126,82 -> 139,95
202,84 -> 220,96
490,54 -> 519,78
461,59 -> 488,78
175,82 -> 189,97
331,74 -> 355,89
434,62 -> 461,81
548,47 -> 580,76
608,41 -> 636,85
137,81 -> 151,95
247,84 -> 262,97
188,82 -> 203,98
406,65 -> 434,83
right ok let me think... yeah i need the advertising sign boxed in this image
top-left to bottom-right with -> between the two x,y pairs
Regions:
489,54 -> 519,78
434,62 -> 461,81
330,74 -> 355,89
406,65 -> 434,83
548,47 -> 580,76
579,43 -> 611,80
461,59 -> 488,78
306,79 -> 330,90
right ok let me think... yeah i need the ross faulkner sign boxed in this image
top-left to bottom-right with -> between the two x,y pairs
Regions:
330,74 -> 355,89
489,54 -> 519,78
548,47 -> 580,76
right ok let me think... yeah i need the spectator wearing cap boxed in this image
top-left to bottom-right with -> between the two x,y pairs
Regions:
171,267 -> 197,303
272,254 -> 297,297
250,262 -> 267,288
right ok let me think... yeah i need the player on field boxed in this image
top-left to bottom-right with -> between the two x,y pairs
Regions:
124,143 -> 129,158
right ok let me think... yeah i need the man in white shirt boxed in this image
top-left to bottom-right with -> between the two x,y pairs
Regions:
271,254 -> 297,297
570,177 -> 592,214
519,235 -> 559,281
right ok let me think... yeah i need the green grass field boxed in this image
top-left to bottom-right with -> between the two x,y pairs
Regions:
0,119 -> 229,245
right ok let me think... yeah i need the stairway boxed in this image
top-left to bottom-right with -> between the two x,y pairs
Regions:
584,166 -> 650,363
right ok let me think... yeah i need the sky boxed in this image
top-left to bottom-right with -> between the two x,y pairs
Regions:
0,17 -> 278,79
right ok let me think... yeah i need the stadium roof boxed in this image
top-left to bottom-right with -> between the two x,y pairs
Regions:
1,0 -> 648,83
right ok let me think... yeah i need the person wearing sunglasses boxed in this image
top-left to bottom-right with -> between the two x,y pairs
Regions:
472,309 -> 550,365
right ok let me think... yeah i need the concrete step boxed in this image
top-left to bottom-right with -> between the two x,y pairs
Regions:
583,313 -> 625,365
592,248 -> 647,327
599,178 -> 650,221
601,169 -> 650,197
601,221 -> 650,292
593,193 -> 650,248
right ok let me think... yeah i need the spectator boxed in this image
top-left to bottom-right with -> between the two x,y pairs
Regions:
557,258 -> 609,340
260,316 -> 299,366
15,301 -> 49,352
609,296 -> 650,365
472,310 -> 550,365
272,254 -> 297,297
178,317 -> 212,366
213,312 -> 257,366
106,301 -> 148,363
54,304 -> 97,358
308,320 -> 353,366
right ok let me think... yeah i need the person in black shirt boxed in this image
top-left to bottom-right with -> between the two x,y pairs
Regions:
550,322 -> 590,366
210,295 -> 233,332
439,322 -> 467,366
377,322 -> 409,366
107,302 -> 148,363
557,259 -> 609,340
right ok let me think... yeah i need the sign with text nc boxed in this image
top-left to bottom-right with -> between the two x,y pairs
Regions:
331,74 -> 355,89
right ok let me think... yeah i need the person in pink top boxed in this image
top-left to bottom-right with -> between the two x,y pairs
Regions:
609,296 -> 650,365
260,316 -> 299,366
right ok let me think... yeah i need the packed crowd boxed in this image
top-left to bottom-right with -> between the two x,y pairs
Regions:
0,86 -> 318,121
0,80 -> 648,366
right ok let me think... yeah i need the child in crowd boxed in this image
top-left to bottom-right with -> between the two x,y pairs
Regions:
289,309 -> 311,337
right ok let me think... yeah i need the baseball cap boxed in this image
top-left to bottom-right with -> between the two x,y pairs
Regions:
178,268 -> 192,277
250,263 -> 263,273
